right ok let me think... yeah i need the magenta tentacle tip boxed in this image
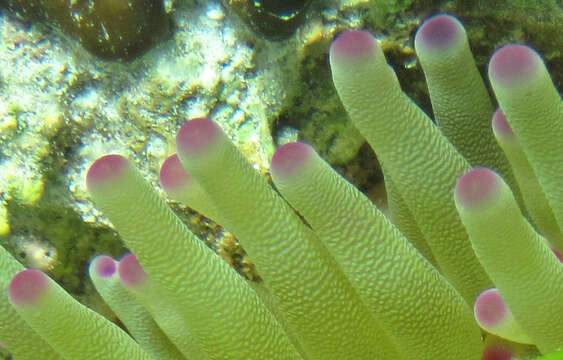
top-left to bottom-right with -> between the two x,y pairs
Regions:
474,288 -> 507,327
415,14 -> 462,51
491,108 -> 514,138
118,253 -> 147,287
489,44 -> 540,86
330,30 -> 376,63
176,117 -> 220,157
160,153 -> 191,190
8,269 -> 49,307
91,255 -> 117,278
482,344 -> 513,360
86,154 -> 129,190
271,142 -> 313,179
455,167 -> 499,210
552,248 -> 563,263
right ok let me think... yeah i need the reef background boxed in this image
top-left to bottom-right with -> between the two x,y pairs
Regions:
0,0 -> 561,358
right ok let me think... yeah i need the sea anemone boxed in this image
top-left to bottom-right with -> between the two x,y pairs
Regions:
1,13 -> 561,360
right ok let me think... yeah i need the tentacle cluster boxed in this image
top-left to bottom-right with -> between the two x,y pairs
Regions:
0,13 -> 561,360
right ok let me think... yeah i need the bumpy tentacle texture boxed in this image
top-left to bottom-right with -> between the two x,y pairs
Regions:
414,15 -> 517,192
175,118 -> 403,360
492,108 -> 563,248
116,253 -> 208,360
0,246 -> 62,360
8,269 -> 153,359
86,154 -> 301,359
329,26 -> 491,303
489,44 -> 563,240
330,12 -> 562,356
270,142 -> 482,359
89,255 -> 186,360
455,168 -> 563,353
1,12 -> 561,360
159,153 -> 220,222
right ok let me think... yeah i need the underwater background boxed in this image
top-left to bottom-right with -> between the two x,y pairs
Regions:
0,0 -> 561,359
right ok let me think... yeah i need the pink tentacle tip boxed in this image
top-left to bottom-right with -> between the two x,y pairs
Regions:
455,167 -> 499,210
491,108 -> 514,138
176,117 -> 220,156
91,255 -> 117,278
482,344 -> 514,360
474,288 -> 507,327
551,248 -> 563,263
489,44 -> 540,86
118,253 -> 147,287
160,154 -> 191,190
415,14 -> 462,51
8,269 -> 49,307
330,30 -> 376,62
86,154 -> 129,189
271,142 -> 313,178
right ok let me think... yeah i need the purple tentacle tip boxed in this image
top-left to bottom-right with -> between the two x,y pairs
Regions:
489,44 -> 540,86
330,30 -> 376,62
86,154 -> 128,190
8,269 -> 48,307
483,344 -> 513,360
552,248 -> 563,263
474,288 -> 507,327
271,142 -> 312,179
92,255 -> 117,278
160,154 -> 190,191
455,167 -> 499,210
415,14 -> 462,51
176,117 -> 220,156
118,253 -> 147,287
492,108 -> 514,138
